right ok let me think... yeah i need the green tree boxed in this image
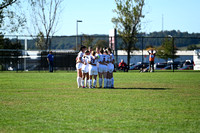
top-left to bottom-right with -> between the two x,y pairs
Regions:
145,44 -> 155,50
157,37 -> 179,63
187,44 -> 198,50
35,32 -> 46,50
0,0 -> 26,33
82,34 -> 94,48
0,35 -> 22,57
112,0 -> 145,66
27,0 -> 63,50
94,40 -> 108,49
0,36 -> 22,50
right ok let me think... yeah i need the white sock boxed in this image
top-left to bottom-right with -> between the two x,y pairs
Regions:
79,77 -> 82,87
107,78 -> 109,87
99,78 -> 102,87
111,77 -> 114,87
89,80 -> 92,88
81,79 -> 84,87
87,80 -> 89,87
93,79 -> 97,87
85,78 -> 88,87
108,79 -> 111,88
77,77 -> 81,88
104,78 -> 107,88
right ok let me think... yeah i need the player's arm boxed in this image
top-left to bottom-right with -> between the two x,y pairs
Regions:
112,58 -> 115,64
98,57 -> 103,64
105,57 -> 109,64
47,55 -> 50,64
88,56 -> 92,65
82,57 -> 86,65
154,50 -> 157,55
95,55 -> 99,59
77,56 -> 83,63
98,56 -> 103,65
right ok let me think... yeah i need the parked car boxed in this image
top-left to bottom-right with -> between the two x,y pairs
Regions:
162,65 -> 172,70
154,63 -> 167,70
178,65 -> 193,70
129,63 -> 149,70
183,60 -> 194,67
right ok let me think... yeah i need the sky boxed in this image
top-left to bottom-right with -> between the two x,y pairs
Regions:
15,0 -> 200,36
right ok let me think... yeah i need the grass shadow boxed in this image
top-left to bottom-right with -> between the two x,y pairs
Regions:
105,87 -> 169,90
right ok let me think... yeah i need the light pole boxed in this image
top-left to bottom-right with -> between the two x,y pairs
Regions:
76,20 -> 82,51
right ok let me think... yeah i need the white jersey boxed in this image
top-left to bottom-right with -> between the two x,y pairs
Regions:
98,54 -> 107,73
88,55 -> 98,66
82,56 -> 89,65
101,54 -> 108,65
95,53 -> 101,61
76,51 -> 84,70
82,55 -> 89,73
88,55 -> 98,75
95,53 -> 101,68
106,55 -> 111,63
110,53 -> 115,63
77,51 -> 84,62
107,54 -> 114,73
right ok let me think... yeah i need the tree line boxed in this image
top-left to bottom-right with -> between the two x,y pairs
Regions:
1,30 -> 199,50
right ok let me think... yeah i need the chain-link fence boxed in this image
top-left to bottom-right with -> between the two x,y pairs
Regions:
0,49 -> 78,71
0,35 -> 200,72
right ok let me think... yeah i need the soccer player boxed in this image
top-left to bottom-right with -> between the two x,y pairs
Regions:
108,48 -> 115,88
95,47 -> 101,87
103,50 -> 110,88
105,50 -> 112,88
98,49 -> 107,88
88,51 -> 98,88
76,45 -> 87,88
81,50 -> 90,88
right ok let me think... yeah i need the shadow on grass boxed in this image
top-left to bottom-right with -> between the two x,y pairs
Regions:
104,87 -> 168,90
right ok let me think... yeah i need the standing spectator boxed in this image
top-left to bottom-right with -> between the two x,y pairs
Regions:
47,51 -> 54,72
148,49 -> 156,72
118,59 -> 127,72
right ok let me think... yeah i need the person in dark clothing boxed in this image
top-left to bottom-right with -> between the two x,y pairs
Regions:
118,59 -> 127,72
148,49 -> 156,72
47,51 -> 54,72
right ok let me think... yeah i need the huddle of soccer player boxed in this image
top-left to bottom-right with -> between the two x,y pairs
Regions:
76,46 -> 115,89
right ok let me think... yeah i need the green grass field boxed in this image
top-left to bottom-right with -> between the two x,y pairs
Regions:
0,71 -> 200,132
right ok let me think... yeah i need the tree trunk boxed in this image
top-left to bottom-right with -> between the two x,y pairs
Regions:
45,36 -> 49,51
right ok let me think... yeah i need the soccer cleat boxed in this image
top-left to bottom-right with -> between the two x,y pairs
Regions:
82,86 -> 85,88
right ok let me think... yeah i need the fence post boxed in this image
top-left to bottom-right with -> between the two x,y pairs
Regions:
172,37 -> 175,72
142,37 -> 144,71
16,36 -> 18,73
